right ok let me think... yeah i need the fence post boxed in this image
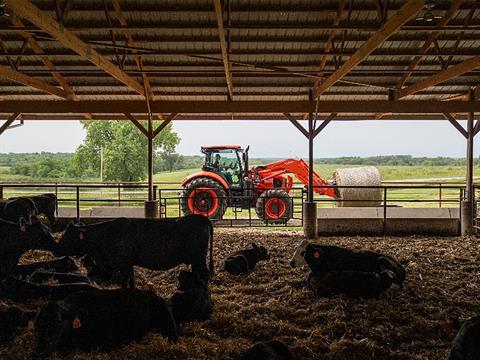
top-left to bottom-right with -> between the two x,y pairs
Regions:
0,186 -> 3,199
438,183 -> 442,208
76,186 -> 80,222
118,185 -> 121,207
383,187 -> 387,235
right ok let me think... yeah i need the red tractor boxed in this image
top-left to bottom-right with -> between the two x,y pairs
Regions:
180,145 -> 339,223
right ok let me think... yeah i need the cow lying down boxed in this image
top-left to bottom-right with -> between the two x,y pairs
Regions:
0,306 -> 36,344
34,288 -> 178,358
223,243 -> 269,275
243,340 -> 294,360
15,257 -> 79,278
445,315 -> 480,360
170,270 -> 212,324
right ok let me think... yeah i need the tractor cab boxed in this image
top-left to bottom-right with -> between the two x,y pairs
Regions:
201,145 -> 248,187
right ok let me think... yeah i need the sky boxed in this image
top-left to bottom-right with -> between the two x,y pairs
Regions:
0,119 -> 478,158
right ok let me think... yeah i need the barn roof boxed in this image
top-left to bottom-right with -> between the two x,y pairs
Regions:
0,0 -> 479,122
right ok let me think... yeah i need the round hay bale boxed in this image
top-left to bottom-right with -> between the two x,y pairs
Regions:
332,166 -> 382,207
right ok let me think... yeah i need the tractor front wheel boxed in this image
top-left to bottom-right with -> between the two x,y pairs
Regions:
255,189 -> 293,224
181,178 -> 227,219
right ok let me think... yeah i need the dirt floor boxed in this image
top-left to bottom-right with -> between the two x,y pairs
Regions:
1,228 -> 480,359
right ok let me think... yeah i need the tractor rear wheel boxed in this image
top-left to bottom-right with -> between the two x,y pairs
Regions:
255,189 -> 293,224
181,177 -> 227,219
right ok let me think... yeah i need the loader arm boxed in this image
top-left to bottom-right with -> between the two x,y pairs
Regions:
256,158 -> 336,197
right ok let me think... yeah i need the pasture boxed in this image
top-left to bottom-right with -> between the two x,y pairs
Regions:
1,228 -> 478,359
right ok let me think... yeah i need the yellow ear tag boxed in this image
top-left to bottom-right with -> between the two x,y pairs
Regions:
79,231 -> 85,240
72,315 -> 82,329
27,320 -> 35,331
20,224 -> 27,232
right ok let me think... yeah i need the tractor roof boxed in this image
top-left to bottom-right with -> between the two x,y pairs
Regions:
201,145 -> 242,150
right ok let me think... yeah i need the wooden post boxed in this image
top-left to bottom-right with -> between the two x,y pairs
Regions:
147,113 -> 153,202
307,112 -> 314,203
303,111 -> 318,239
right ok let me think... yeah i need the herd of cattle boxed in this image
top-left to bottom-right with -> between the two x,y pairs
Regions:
0,193 -> 478,359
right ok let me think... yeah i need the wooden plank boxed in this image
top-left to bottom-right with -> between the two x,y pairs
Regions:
396,0 -> 463,89
313,113 -> 337,138
5,0 -> 145,96
0,113 -> 21,135
443,113 -> 468,138
284,113 -> 309,138
0,65 -> 69,99
313,0 -> 425,98
213,0 -> 234,100
9,15 -> 78,100
152,113 -> 178,138
124,113 -> 149,138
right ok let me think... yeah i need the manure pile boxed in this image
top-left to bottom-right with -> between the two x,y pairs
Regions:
1,229 -> 479,359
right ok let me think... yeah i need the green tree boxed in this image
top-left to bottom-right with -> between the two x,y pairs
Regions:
71,120 -> 179,181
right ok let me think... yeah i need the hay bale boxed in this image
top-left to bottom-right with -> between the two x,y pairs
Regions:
333,166 -> 382,207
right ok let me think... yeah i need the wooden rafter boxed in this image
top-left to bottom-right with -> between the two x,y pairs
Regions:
443,113 -> 468,138
399,55 -> 480,98
213,0 -> 234,100
5,0 -> 145,96
396,0 -> 462,89
153,113 -> 178,138
313,0 -> 425,98
0,65 -> 70,99
284,113 -> 309,138
313,113 -> 337,138
111,0 -> 154,101
9,15 -> 78,100
0,113 -> 21,135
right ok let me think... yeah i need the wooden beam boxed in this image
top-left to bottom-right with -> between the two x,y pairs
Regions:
9,15 -> 78,101
313,0 -> 424,98
313,113 -> 337,138
213,0 -> 234,100
396,0 -> 463,89
5,0 -> 145,96
153,113 -> 178,138
2,100 -> 480,114
443,113 -> 468,138
124,112 -> 149,137
0,113 -> 21,135
111,0 -> 154,101
284,113 -> 309,138
399,55 -> 480,98
0,65 -> 70,99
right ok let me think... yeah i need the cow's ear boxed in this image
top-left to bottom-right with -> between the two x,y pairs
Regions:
72,315 -> 82,329
79,229 -> 86,241
19,217 -> 27,232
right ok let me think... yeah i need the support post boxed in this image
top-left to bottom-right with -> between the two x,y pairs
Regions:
303,112 -> 318,239
461,89 -> 475,235
144,114 -> 159,218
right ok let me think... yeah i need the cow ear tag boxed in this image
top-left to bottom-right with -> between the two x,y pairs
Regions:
20,224 -> 27,232
72,315 -> 82,329
79,230 -> 85,241
314,250 -> 321,259
27,320 -> 35,331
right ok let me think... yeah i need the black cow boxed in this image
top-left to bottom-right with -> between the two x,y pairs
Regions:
11,194 -> 57,227
170,270 -> 212,324
447,315 -> 480,360
243,340 -> 294,360
0,197 -> 37,223
223,243 -> 269,275
15,257 -> 79,277
0,216 -> 57,280
29,269 -> 91,285
0,276 -> 97,301
54,215 -> 214,288
34,288 -> 178,357
307,270 -> 394,299
290,241 -> 406,286
0,306 -> 36,344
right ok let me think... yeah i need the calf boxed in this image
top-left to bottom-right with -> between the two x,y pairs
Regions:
169,270 -> 212,324
0,276 -> 97,301
11,194 -> 57,227
0,197 -> 37,223
447,315 -> 480,360
15,257 -> 79,277
54,215 -> 214,288
0,306 -> 36,344
307,270 -> 394,299
290,241 -> 406,286
34,288 -> 178,357
243,340 -> 294,360
0,216 -> 57,280
223,243 -> 269,275
29,269 -> 91,285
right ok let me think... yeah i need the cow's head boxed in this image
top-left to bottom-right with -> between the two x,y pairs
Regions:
250,243 -> 269,261
54,222 -> 87,257
20,215 -> 57,252
289,239 -> 310,268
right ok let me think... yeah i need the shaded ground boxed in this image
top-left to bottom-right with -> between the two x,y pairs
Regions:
1,228 -> 479,359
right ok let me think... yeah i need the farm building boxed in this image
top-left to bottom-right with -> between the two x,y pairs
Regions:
0,0 -> 480,359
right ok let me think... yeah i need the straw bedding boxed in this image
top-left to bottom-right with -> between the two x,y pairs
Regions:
333,166 -> 382,207
1,228 -> 479,359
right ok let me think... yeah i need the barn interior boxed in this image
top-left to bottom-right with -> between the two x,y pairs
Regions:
1,0 -> 480,359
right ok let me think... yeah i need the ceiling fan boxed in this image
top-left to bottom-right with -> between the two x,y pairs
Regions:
415,0 -> 443,23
